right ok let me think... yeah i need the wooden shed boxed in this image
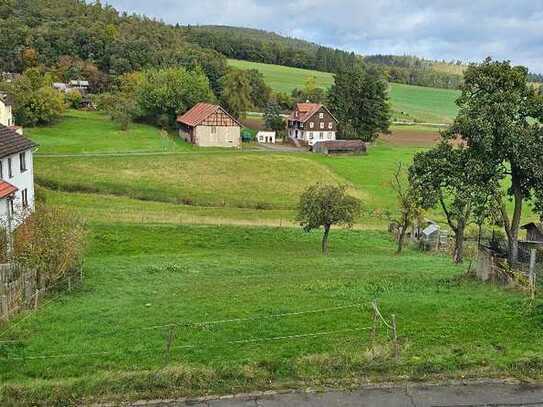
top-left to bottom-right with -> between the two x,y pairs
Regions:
521,223 -> 543,243
312,140 -> 367,155
176,103 -> 241,148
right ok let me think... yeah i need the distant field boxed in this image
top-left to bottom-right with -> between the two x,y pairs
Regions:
228,59 -> 459,123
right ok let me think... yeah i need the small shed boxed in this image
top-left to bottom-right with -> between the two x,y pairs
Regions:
312,140 -> 367,155
521,223 -> 543,243
256,131 -> 276,144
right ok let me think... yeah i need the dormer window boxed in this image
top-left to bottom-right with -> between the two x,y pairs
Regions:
319,113 -> 324,119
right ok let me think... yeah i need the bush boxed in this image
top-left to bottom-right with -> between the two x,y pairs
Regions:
64,89 -> 82,109
12,205 -> 86,287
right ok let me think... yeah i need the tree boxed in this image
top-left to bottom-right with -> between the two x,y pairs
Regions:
391,164 -> 423,254
450,58 -> 543,263
296,184 -> 361,255
245,69 -> 272,109
220,69 -> 252,119
1,68 -> 65,126
328,63 -> 391,142
134,67 -> 214,126
264,101 -> 285,132
409,142 -> 498,263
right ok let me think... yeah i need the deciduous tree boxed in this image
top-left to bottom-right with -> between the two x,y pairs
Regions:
296,184 -> 361,255
328,63 -> 391,142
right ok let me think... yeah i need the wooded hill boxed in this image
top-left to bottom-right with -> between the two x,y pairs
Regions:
1,1 -> 541,92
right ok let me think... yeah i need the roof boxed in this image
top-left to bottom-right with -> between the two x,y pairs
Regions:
256,131 -> 276,136
176,102 -> 241,127
0,181 -> 17,199
0,92 -> 13,107
289,103 -> 339,123
422,224 -> 440,237
521,223 -> 543,234
0,124 -> 37,159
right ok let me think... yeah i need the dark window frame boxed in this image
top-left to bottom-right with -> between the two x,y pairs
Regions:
19,152 -> 27,172
8,157 -> 12,178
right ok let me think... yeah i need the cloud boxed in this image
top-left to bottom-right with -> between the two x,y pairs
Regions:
104,0 -> 543,72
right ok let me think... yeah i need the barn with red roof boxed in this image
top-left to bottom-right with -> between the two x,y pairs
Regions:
176,103 -> 241,148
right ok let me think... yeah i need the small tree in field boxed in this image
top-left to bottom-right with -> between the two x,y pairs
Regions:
297,184 -> 361,255
391,164 -> 423,254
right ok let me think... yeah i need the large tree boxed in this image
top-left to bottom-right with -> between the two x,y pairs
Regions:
328,63 -> 391,142
409,142 -> 498,263
450,58 -> 543,263
296,184 -> 361,255
220,69 -> 252,119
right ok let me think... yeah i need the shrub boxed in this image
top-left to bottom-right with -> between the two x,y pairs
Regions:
12,205 -> 86,287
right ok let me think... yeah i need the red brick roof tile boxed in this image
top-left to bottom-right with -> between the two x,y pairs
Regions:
0,181 -> 17,199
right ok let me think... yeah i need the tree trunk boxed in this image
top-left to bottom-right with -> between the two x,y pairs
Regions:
397,221 -> 408,254
322,224 -> 331,255
453,221 -> 466,264
503,171 -> 524,264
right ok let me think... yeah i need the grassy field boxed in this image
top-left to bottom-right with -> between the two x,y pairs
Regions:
228,59 -> 460,123
3,224 -> 543,405
2,111 -> 541,405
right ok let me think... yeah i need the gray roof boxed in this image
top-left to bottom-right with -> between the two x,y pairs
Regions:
0,124 -> 37,159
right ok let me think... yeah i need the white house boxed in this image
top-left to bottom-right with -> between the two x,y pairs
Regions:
256,131 -> 276,144
0,96 -> 37,228
0,93 -> 14,128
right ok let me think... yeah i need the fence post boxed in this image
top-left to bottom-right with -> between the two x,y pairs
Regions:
391,314 -> 400,361
34,289 -> 39,310
529,249 -> 537,300
164,326 -> 176,365
370,302 -> 378,355
0,294 -> 7,318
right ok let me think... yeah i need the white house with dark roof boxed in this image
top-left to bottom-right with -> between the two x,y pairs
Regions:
0,96 -> 37,228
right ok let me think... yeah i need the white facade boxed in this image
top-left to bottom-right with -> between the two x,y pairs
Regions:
0,150 -> 35,226
288,129 -> 336,146
256,131 -> 276,144
0,98 -> 13,127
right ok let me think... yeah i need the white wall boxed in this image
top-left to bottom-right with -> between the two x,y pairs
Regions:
301,131 -> 336,146
0,149 -> 35,226
0,100 -> 13,127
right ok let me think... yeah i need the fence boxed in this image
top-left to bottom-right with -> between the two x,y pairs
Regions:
0,263 -> 82,322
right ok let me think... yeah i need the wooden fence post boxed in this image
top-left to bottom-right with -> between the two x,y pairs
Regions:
34,289 -> 39,310
529,249 -> 537,300
391,314 -> 399,361
0,294 -> 7,318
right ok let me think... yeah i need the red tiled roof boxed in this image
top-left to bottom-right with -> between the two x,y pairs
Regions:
176,102 -> 241,127
0,181 -> 17,199
288,103 -> 339,124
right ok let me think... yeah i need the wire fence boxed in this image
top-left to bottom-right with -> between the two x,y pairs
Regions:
0,300 -> 400,364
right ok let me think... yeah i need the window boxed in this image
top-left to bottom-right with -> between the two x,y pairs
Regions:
22,189 -> 28,208
320,132 -> 324,140
7,157 -> 12,178
328,132 -> 334,139
19,152 -> 27,172
319,113 -> 324,119
328,122 -> 333,129
320,122 -> 324,129
309,132 -> 314,140
295,111 -> 298,118
0,160 -> 3,179
211,126 -> 217,134
309,122 -> 314,129
9,199 -> 14,216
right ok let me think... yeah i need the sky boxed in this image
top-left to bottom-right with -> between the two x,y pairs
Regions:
104,0 -> 543,73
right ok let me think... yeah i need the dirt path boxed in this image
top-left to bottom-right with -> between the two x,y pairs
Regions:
127,381 -> 543,406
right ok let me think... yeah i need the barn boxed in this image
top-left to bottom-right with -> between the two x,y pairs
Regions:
176,103 -> 241,148
312,140 -> 367,155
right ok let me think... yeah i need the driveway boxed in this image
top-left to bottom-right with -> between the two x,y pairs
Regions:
128,381 -> 543,406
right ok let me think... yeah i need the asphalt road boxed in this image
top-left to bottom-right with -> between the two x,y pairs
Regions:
130,382 -> 543,407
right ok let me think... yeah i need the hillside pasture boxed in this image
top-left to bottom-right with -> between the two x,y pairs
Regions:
2,224 -> 542,405
228,59 -> 460,124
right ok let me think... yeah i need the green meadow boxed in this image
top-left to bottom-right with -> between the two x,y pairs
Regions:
1,110 -> 541,405
228,59 -> 460,123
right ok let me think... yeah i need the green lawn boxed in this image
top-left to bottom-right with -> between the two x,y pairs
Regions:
2,224 -> 542,405
26,110 -> 193,154
228,59 -> 459,123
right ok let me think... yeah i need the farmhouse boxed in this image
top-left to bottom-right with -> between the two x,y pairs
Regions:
177,103 -> 241,148
287,103 -> 338,146
0,125 -> 37,226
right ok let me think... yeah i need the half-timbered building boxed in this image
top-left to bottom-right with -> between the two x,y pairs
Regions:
287,103 -> 339,147
176,103 -> 241,148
